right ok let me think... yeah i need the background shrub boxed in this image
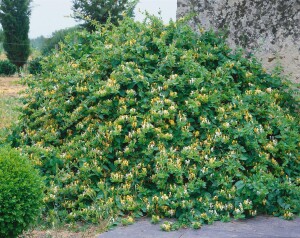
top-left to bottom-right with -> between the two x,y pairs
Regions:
0,147 -> 44,238
0,60 -> 17,76
13,16 -> 300,228
28,56 -> 43,75
41,26 -> 79,55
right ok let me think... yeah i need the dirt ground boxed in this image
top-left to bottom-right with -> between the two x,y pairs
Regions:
0,76 -> 26,97
23,227 -> 101,238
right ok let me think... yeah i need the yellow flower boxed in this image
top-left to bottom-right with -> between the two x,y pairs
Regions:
192,222 -> 202,229
161,194 -> 169,200
152,195 -> 159,202
246,72 -> 253,78
127,216 -> 134,223
199,27 -> 205,33
129,39 -> 136,46
161,222 -> 172,231
151,215 -> 160,224
283,211 -> 293,219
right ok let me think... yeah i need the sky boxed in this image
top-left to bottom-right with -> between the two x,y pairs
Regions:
29,0 -> 177,39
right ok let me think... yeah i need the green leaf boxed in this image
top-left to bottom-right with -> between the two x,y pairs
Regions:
235,180 -> 245,190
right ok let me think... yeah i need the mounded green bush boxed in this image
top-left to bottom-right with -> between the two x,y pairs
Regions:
0,146 -> 44,238
0,60 -> 17,76
28,56 -> 43,75
14,16 -> 299,228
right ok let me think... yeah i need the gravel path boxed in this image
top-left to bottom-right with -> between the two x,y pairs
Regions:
98,216 -> 300,238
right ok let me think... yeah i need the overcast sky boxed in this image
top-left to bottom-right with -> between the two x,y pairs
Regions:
29,0 -> 177,38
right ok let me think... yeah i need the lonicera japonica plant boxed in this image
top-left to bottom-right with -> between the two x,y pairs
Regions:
12,15 -> 299,229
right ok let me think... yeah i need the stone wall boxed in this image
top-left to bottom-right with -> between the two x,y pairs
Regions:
177,0 -> 300,83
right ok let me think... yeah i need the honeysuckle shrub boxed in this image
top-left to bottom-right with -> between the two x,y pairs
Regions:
0,146 -> 44,238
12,16 -> 300,228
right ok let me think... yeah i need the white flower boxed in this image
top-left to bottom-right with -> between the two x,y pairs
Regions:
235,208 -> 241,214
161,194 -> 169,200
105,44 -> 113,49
189,78 -> 195,84
266,87 -> 272,93
223,122 -> 230,128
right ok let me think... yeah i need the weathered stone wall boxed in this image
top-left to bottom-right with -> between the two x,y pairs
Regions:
177,0 -> 300,83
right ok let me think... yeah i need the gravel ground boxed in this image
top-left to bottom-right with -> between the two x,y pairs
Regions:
98,216 -> 300,238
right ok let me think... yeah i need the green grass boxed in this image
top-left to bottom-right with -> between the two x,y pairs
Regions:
0,96 -> 20,143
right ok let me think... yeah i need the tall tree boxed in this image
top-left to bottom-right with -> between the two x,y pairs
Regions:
72,0 -> 138,31
0,0 -> 31,68
0,28 -> 3,42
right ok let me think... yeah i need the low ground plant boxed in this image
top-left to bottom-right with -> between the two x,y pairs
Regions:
11,16 -> 300,229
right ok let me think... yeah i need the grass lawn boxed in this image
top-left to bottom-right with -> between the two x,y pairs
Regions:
0,77 -> 24,143
0,96 -> 20,143
0,96 -> 20,129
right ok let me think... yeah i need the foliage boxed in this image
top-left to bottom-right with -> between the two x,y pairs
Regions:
0,59 -> 17,75
31,35 -> 47,51
13,16 -> 300,229
41,26 -> 79,55
72,0 -> 138,31
0,96 -> 20,146
0,28 -> 3,54
0,28 -> 3,42
0,0 -> 31,68
28,56 -> 43,75
0,146 -> 44,238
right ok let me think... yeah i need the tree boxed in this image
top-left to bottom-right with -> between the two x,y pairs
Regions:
30,35 -> 46,51
0,28 -> 3,42
72,0 -> 138,31
0,0 -> 31,68
0,28 -> 4,54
